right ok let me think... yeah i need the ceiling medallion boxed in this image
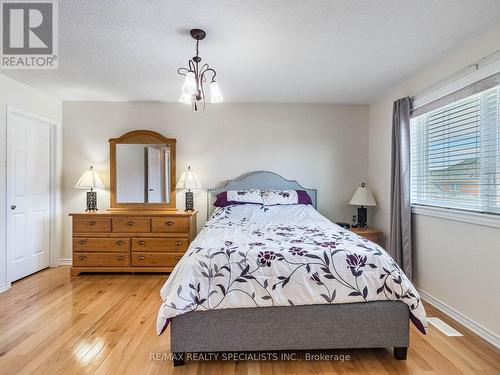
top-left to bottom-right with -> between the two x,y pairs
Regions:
177,29 -> 223,111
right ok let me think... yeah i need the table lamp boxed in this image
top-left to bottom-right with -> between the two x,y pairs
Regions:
75,166 -> 105,211
349,182 -> 377,228
176,166 -> 202,211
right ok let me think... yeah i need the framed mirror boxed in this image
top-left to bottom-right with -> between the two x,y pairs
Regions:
109,130 -> 176,210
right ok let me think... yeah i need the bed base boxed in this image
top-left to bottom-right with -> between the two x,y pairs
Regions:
170,301 -> 409,366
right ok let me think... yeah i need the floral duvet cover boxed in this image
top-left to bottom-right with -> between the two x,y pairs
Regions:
156,204 -> 427,335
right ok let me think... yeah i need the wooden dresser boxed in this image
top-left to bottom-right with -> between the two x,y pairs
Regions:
69,211 -> 197,275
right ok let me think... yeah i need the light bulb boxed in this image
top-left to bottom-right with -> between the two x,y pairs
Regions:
210,81 -> 223,103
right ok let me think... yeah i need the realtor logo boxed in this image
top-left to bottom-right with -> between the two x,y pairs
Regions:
1,0 -> 58,69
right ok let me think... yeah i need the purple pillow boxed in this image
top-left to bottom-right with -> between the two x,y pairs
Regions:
214,192 -> 235,207
297,190 -> 313,205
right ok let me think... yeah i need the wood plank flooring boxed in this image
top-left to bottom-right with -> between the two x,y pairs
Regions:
0,266 -> 498,374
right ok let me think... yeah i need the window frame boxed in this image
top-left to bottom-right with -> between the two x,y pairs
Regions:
410,68 -> 500,226
411,204 -> 500,229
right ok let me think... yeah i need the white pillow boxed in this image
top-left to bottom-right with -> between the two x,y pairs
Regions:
261,189 -> 299,206
226,189 -> 263,204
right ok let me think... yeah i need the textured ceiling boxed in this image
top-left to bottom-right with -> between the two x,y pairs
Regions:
3,0 -> 500,103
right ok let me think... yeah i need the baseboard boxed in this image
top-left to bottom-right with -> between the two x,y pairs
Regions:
0,281 -> 10,293
418,288 -> 499,348
59,258 -> 72,266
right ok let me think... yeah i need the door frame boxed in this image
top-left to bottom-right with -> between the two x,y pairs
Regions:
5,106 -> 61,289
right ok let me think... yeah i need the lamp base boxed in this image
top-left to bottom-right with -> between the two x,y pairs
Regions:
86,191 -> 98,212
184,191 -> 194,212
357,206 -> 367,228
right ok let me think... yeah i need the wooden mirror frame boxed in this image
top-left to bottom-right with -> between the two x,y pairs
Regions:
109,130 -> 177,211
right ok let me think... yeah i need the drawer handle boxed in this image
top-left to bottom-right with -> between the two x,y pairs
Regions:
89,221 -> 96,226
137,255 -> 145,260
115,240 -> 125,246
115,255 -> 125,261
127,221 -> 135,226
78,240 -> 88,245
137,240 -> 145,246
175,241 -> 183,246
165,221 -> 175,226
174,256 -> 182,262
78,255 -> 88,261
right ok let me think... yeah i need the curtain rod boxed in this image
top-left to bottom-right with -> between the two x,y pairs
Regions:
412,49 -> 500,102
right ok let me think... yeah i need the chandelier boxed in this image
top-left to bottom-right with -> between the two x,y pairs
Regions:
177,29 -> 223,111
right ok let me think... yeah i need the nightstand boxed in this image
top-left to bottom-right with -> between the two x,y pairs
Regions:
350,227 -> 383,246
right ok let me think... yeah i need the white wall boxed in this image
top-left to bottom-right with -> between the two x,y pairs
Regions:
368,22 -> 500,339
0,74 -> 63,292
62,102 -> 369,260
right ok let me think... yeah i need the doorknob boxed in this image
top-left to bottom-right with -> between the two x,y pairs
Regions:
10,205 -> 16,210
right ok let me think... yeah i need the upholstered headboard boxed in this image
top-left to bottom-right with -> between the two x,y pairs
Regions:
207,171 -> 317,218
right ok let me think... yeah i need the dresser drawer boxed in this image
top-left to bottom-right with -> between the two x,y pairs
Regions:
112,218 -> 150,232
73,237 -> 129,252
151,217 -> 189,233
73,252 -> 130,267
73,218 -> 111,233
131,237 -> 188,252
131,252 -> 183,267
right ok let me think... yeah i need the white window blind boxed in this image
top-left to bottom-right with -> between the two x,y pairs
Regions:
410,84 -> 500,214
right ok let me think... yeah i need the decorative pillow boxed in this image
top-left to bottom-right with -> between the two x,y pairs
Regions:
214,189 -> 263,207
261,189 -> 312,206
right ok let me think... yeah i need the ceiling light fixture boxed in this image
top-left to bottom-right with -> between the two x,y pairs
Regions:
177,29 -> 223,111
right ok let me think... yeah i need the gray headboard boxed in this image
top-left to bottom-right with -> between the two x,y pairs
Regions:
207,171 -> 317,218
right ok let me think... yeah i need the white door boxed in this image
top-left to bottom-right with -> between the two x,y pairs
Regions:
147,146 -> 162,203
7,111 -> 51,282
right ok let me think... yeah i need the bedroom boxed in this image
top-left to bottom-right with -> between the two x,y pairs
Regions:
0,0 -> 499,374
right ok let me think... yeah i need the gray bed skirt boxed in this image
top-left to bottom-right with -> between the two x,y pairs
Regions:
170,301 -> 409,361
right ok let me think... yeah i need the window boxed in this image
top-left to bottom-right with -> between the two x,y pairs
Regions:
410,85 -> 500,214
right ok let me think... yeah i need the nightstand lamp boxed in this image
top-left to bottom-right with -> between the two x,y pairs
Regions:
349,182 -> 377,228
75,166 -> 105,211
176,166 -> 202,211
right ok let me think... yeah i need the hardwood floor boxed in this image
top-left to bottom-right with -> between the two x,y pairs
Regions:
0,267 -> 498,375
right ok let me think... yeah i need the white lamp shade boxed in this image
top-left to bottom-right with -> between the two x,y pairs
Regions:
349,184 -> 377,207
179,72 -> 197,105
176,167 -> 202,190
74,167 -> 105,190
182,71 -> 197,95
210,81 -> 223,103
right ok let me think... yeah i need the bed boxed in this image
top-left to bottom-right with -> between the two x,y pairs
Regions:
156,171 -> 427,366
